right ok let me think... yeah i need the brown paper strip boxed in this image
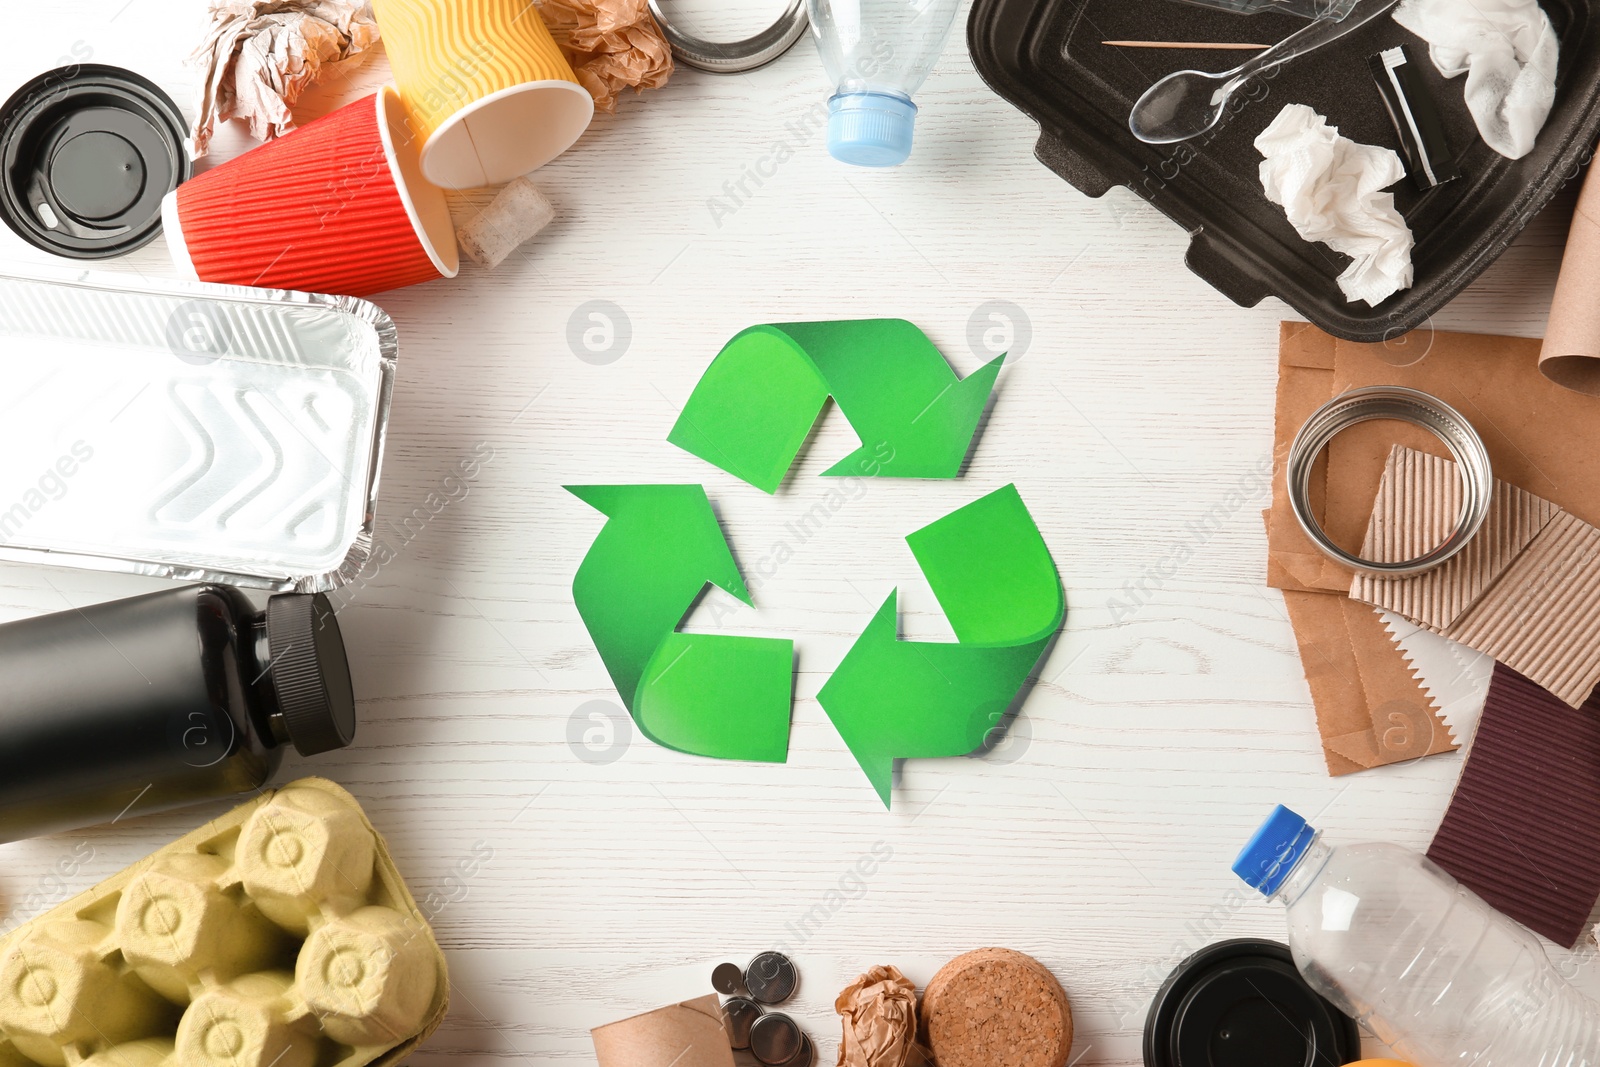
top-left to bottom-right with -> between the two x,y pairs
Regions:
1353,446 -> 1600,707
1540,152 -> 1600,396
1282,589 -> 1455,776
591,995 -> 734,1067
1428,664 -> 1600,948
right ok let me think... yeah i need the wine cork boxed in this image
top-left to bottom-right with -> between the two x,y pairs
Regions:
456,177 -> 556,270
921,949 -> 1072,1067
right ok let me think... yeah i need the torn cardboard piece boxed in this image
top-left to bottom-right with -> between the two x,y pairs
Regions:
1353,445 -> 1600,708
1353,446 -> 1559,629
1540,153 -> 1600,396
591,995 -> 734,1067
1428,663 -> 1600,948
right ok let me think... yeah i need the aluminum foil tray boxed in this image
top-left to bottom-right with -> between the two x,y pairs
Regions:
0,268 -> 396,590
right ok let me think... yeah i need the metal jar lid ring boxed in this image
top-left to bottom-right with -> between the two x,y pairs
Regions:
647,0 -> 810,74
1287,386 -> 1492,576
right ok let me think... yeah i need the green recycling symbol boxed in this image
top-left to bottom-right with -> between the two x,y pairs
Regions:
570,319 -> 1065,807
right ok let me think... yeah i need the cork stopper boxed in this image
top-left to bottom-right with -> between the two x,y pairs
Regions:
921,948 -> 1072,1067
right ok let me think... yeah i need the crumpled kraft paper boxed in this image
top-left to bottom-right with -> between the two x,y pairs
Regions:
1255,104 -> 1414,308
539,0 -> 673,112
189,0 -> 380,159
835,966 -> 919,1067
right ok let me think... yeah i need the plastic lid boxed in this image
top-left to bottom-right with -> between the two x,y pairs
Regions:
0,64 -> 188,259
1233,804 -> 1315,895
827,92 -> 917,168
1143,939 -> 1361,1067
265,593 -> 357,757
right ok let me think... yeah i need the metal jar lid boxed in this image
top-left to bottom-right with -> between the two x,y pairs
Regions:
1286,385 -> 1492,576
0,64 -> 189,259
1143,939 -> 1360,1067
646,0 -> 809,73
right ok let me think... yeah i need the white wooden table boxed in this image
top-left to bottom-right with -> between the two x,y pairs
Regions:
1,3 -> 1593,1064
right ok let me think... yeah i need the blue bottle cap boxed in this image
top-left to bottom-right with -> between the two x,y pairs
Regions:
1233,804 -> 1315,895
827,91 -> 917,168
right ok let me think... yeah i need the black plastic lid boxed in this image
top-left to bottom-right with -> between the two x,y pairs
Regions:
0,64 -> 188,259
265,592 -> 357,757
1144,939 -> 1361,1067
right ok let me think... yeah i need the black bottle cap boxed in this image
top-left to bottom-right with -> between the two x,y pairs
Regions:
0,64 -> 188,259
265,592 -> 356,757
720,996 -> 762,1051
746,951 -> 798,1004
749,1013 -> 805,1066
1143,938 -> 1360,1067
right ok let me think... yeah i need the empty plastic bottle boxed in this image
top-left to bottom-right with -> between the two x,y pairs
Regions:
807,0 -> 961,167
1234,805 -> 1600,1067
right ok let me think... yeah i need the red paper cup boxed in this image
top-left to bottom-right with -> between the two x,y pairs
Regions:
162,87 -> 458,296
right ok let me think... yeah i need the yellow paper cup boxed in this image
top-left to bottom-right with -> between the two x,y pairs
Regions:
373,0 -> 594,189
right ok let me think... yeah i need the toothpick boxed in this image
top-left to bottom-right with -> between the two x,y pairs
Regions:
1102,40 -> 1268,50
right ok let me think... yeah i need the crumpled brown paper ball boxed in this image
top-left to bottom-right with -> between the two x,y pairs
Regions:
835,965 -> 919,1067
539,0 -> 673,112
189,0 -> 380,159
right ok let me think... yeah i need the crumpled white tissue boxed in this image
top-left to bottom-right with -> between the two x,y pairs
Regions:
1256,104 -> 1414,307
1394,0 -> 1558,160
189,0 -> 380,159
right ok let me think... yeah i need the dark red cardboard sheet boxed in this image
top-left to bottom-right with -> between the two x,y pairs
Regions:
1429,664 -> 1600,948
968,0 -> 1600,342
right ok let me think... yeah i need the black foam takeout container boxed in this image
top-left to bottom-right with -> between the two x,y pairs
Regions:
968,0 -> 1600,341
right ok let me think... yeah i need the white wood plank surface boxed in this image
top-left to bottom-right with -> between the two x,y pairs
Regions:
0,3 -> 1594,1064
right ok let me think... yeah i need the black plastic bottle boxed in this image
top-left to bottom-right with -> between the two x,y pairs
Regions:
0,584 -> 356,843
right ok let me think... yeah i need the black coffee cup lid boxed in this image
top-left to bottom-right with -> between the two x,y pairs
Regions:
1144,939 -> 1360,1067
0,64 -> 188,259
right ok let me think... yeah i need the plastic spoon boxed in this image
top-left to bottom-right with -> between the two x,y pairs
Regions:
1128,0 -> 1400,145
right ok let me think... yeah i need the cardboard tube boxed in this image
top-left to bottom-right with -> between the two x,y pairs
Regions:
1541,156 -> 1600,394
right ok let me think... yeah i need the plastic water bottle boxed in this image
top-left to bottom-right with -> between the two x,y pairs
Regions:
807,0 -> 961,167
1234,805 -> 1600,1066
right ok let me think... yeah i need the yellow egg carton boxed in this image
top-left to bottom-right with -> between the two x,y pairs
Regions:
0,778 -> 448,1067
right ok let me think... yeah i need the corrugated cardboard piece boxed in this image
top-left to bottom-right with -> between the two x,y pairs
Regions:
1541,155 -> 1600,396
591,995 -> 734,1067
1266,322 -> 1600,773
1428,664 -> 1600,948
1354,446 -> 1600,707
